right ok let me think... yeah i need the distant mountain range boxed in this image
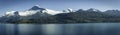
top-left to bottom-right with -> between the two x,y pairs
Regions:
1,5 -> 120,23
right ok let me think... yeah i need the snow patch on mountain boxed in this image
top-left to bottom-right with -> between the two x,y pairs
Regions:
44,9 -> 63,15
19,10 -> 37,16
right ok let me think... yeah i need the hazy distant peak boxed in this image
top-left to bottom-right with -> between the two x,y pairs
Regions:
105,10 -> 120,13
86,8 -> 101,12
76,9 -> 85,12
87,8 -> 97,11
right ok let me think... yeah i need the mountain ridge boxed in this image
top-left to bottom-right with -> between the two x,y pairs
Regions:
1,5 -> 120,23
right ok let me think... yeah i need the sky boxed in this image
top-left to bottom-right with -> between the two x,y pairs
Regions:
0,0 -> 120,16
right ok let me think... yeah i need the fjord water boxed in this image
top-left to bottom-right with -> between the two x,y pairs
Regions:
0,23 -> 120,35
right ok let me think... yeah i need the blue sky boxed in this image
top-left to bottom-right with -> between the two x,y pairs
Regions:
0,0 -> 120,16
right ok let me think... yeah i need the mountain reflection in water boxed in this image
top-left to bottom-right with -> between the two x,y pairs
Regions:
0,23 -> 120,35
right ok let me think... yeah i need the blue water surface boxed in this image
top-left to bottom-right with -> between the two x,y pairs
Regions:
0,23 -> 120,35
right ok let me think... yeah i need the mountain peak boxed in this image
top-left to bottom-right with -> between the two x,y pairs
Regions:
29,5 -> 45,10
67,8 -> 73,12
86,8 -> 101,12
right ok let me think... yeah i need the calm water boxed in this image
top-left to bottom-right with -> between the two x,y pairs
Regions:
0,23 -> 120,35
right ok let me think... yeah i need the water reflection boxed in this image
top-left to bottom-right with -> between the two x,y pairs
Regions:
0,24 -> 6,35
0,23 -> 120,35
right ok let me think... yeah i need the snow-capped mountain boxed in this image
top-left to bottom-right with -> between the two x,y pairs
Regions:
5,5 -> 64,16
2,5 -> 120,23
